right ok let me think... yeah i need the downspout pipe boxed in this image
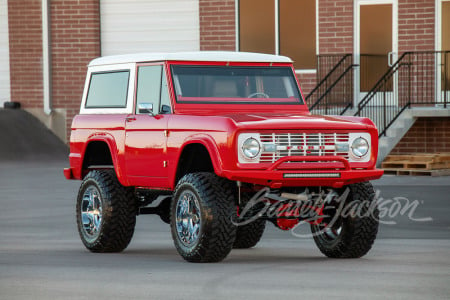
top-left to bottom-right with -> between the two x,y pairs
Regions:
42,0 -> 52,115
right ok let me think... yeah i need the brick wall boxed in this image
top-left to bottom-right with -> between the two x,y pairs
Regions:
8,0 -> 43,108
398,1 -> 436,104
390,118 -> 450,154
318,0 -> 353,54
311,0 -> 353,108
50,0 -> 101,140
297,73 -> 317,96
7,0 -> 443,143
199,0 -> 236,51
398,0 -> 435,52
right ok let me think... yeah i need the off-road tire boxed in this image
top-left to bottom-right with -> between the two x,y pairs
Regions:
170,172 -> 237,263
233,219 -> 266,249
76,170 -> 137,252
311,182 -> 379,258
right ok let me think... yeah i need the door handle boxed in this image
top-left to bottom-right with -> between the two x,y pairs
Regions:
388,52 -> 395,67
126,116 -> 136,122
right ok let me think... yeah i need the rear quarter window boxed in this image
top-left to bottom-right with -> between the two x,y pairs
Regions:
85,71 -> 130,108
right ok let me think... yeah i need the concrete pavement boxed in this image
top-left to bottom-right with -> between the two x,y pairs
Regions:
0,160 -> 449,299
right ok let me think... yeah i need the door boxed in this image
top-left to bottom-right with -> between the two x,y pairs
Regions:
441,0 -> 450,104
0,0 -> 11,106
125,64 -> 172,188
356,2 -> 395,103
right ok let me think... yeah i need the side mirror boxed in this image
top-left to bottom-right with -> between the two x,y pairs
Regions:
138,102 -> 154,114
161,104 -> 171,114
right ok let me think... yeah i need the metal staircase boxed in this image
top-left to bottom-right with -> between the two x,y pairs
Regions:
306,54 -> 356,115
306,51 -> 450,164
355,51 -> 449,136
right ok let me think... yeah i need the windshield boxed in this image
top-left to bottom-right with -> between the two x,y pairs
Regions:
171,65 -> 303,104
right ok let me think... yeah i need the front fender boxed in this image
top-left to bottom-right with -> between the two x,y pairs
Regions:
170,134 -> 226,189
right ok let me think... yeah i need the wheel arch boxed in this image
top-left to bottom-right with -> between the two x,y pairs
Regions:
81,135 -> 127,185
171,137 -> 224,188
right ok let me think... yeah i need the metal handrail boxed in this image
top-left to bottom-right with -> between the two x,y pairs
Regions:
355,51 -> 450,137
356,52 -> 409,113
310,63 -> 357,111
306,54 -> 355,115
305,54 -> 351,102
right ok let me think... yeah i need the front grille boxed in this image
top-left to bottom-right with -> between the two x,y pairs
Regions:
259,133 -> 350,163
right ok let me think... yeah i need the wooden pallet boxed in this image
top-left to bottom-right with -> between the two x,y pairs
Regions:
381,160 -> 450,170
382,153 -> 450,176
383,168 -> 450,177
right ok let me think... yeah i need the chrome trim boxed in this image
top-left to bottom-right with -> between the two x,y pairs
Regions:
259,133 -> 350,163
175,190 -> 202,247
81,186 -> 103,238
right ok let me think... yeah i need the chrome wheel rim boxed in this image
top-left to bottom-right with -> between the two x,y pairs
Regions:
81,186 -> 103,239
175,190 -> 202,247
321,224 -> 343,241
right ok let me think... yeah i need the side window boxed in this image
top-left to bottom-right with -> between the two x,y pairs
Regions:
85,71 -> 129,108
160,71 -> 171,114
136,65 -> 172,114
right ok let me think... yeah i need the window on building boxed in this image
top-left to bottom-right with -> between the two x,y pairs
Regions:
279,0 -> 316,69
239,0 -> 316,70
86,71 -> 129,108
239,0 -> 275,54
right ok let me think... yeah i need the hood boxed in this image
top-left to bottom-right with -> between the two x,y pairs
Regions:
223,113 -> 372,131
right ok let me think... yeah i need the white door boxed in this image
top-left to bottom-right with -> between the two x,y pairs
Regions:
100,0 -> 200,55
0,0 -> 11,106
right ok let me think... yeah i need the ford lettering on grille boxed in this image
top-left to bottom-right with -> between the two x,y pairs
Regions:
259,133 -> 350,163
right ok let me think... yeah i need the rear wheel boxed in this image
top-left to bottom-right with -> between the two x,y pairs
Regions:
233,192 -> 266,249
311,182 -> 379,258
76,170 -> 136,252
170,172 -> 237,262
233,219 -> 266,249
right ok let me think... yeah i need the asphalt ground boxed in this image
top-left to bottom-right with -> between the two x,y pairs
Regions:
0,160 -> 449,300
0,109 -> 449,299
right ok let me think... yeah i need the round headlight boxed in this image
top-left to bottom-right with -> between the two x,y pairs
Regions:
242,138 -> 261,158
351,137 -> 369,157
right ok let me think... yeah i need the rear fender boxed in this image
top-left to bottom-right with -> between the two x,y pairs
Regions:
80,133 -> 128,186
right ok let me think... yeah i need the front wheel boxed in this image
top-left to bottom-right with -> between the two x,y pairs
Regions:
170,173 -> 237,263
311,182 -> 379,258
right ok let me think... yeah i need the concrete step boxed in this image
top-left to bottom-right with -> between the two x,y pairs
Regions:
377,108 -> 450,165
377,111 -> 416,166
0,109 -> 68,161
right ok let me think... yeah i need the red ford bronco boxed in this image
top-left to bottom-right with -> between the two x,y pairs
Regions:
64,52 -> 383,262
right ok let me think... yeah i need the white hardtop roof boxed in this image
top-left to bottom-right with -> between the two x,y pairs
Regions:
88,51 -> 293,67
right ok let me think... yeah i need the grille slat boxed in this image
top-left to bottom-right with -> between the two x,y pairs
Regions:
260,132 -> 349,163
